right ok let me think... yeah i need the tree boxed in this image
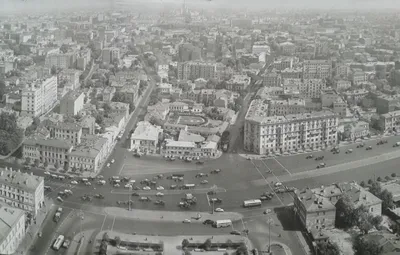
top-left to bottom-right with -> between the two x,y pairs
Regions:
353,235 -> 383,255
235,243 -> 248,255
54,161 -> 60,170
335,194 -> 358,228
34,159 -> 40,167
25,157 -> 31,165
202,239 -> 212,251
360,181 -> 366,187
385,176 -> 391,181
317,241 -> 341,255
44,160 -> 48,168
60,44 -> 69,53
182,239 -> 190,248
380,189 -> 394,210
377,176 -> 382,182
51,66 -> 57,75
371,215 -> 383,228
183,251 -> 192,255
95,114 -> 104,125
0,112 -> 24,156
63,162 -> 69,171
392,173 -> 397,178
368,179 -> 373,184
0,79 -> 5,101
114,236 -> 121,247
103,103 -> 111,114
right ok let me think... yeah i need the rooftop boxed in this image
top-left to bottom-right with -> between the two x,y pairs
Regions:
131,121 -> 162,142
0,204 -> 25,246
0,168 -> 44,192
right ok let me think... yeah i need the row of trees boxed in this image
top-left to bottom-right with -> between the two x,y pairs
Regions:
0,112 -> 24,156
111,92 -> 135,113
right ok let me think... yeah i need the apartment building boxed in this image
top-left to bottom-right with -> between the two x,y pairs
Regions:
23,138 -> 72,169
102,47 -> 120,64
244,99 -> 338,155
59,69 -> 81,90
45,52 -> 76,69
21,76 -> 58,117
0,168 -> 45,216
335,80 -> 351,91
162,140 -> 218,158
262,72 -> 282,87
69,135 -> 108,172
226,74 -> 250,92
48,122 -> 82,146
273,57 -> 296,71
0,205 -> 25,255
268,98 -> 306,116
379,110 -> 400,133
294,182 -> 381,232
281,68 -> 302,79
303,60 -> 332,79
280,42 -> 296,55
252,44 -> 271,55
177,61 -> 217,80
320,88 -> 340,107
130,121 -> 163,154
299,79 -> 326,99
60,91 -> 85,116
343,121 -> 369,140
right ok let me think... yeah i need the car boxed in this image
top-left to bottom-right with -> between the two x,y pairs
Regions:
139,196 -> 151,202
156,192 -> 164,197
111,159 -> 115,164
345,149 -> 353,154
315,156 -> 325,161
154,200 -> 165,205
97,175 -> 104,179
274,182 -> 283,187
64,189 -> 73,195
85,182 -> 92,186
210,169 -> 221,174
133,186 -> 141,190
97,180 -> 106,185
56,196 -> 63,202
170,184 -> 177,189
70,180 -> 78,185
44,186 -> 52,191
143,186 -> 151,190
366,146 -> 373,150
317,163 -> 326,169
260,196 -> 271,201
131,192 -> 139,196
156,186 -> 165,190
207,191 -> 216,195
200,180 -> 209,184
214,208 -> 224,212
44,171 -> 50,175
195,173 -> 208,178
203,219 -> 214,225
113,183 -> 120,188
169,157 -> 176,161
264,209 -> 272,214
157,174 -> 164,179
196,161 -> 204,165
183,219 -> 191,223
124,184 -> 132,189
306,155 -> 313,159
107,163 -> 110,168
230,230 -> 241,235
62,239 -> 71,248
94,194 -> 104,199
210,198 -> 222,203
357,143 -> 365,148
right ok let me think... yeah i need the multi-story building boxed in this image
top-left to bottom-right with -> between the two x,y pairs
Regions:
225,74 -> 250,92
23,138 -> 73,169
299,79 -> 326,99
335,63 -> 350,78
252,44 -> 271,55
335,80 -> 351,91
21,76 -> 58,117
333,99 -> 347,117
0,204 -> 26,255
262,72 -> 282,87
379,110 -> 400,133
68,135 -> 108,172
267,98 -> 306,116
343,121 -> 369,140
0,168 -> 45,216
59,69 -> 81,91
177,61 -> 217,80
45,52 -> 76,69
320,88 -> 339,107
343,89 -> 369,105
280,42 -> 296,55
102,47 -> 120,64
47,122 -> 82,146
294,182 -> 381,232
244,99 -> 338,155
281,68 -> 302,79
273,57 -> 296,71
130,121 -> 163,154
162,140 -> 218,159
59,91 -> 85,116
350,69 -> 367,85
303,60 -> 332,79
103,87 -> 116,102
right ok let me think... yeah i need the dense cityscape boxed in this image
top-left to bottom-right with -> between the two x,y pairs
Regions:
1,1 -> 400,255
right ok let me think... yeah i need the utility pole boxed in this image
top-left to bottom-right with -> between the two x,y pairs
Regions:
128,186 -> 132,211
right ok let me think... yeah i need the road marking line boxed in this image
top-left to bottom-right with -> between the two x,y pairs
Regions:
272,157 -> 292,176
250,160 -> 284,206
111,216 -> 116,231
100,214 -> 108,232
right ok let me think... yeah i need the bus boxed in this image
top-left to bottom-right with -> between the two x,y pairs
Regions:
52,235 -> 65,250
184,184 -> 195,189
213,219 -> 232,228
243,199 -> 262,208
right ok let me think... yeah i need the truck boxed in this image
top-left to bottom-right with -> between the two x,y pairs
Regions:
213,219 -> 232,228
54,207 -> 63,222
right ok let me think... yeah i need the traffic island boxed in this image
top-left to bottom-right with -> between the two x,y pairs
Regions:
94,231 -> 253,255
103,207 -> 243,223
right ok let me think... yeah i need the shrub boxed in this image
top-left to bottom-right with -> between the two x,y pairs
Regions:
377,177 -> 382,182
392,173 -> 397,178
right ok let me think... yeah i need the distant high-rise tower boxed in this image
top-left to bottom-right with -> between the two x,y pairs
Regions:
181,0 -> 187,16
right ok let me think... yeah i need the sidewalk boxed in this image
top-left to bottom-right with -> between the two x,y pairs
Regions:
14,197 -> 54,255
104,207 -> 243,223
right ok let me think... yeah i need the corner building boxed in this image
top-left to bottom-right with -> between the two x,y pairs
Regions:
244,100 -> 338,155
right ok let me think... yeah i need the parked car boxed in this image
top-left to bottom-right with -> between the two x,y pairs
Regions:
317,163 -> 326,169
62,239 -> 71,248
357,143 -> 365,148
195,173 -> 208,178
366,146 -> 373,150
203,219 -> 214,225
210,198 -> 222,203
142,186 -> 151,190
345,149 -> 353,154
156,186 -> 165,190
200,180 -> 209,184
70,180 -> 78,185
156,192 -> 164,197
183,219 -> 191,223
94,194 -> 104,199
264,209 -> 272,214
111,159 -> 115,164
131,192 -> 139,197
139,196 -> 151,202
214,208 -> 224,212
154,200 -> 165,206
306,155 -> 313,159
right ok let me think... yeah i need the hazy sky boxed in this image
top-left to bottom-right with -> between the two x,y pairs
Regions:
0,0 -> 399,14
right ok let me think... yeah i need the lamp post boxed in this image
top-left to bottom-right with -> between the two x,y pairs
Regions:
128,186 -> 132,211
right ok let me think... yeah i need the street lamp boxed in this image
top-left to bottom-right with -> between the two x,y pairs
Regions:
128,186 -> 132,211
